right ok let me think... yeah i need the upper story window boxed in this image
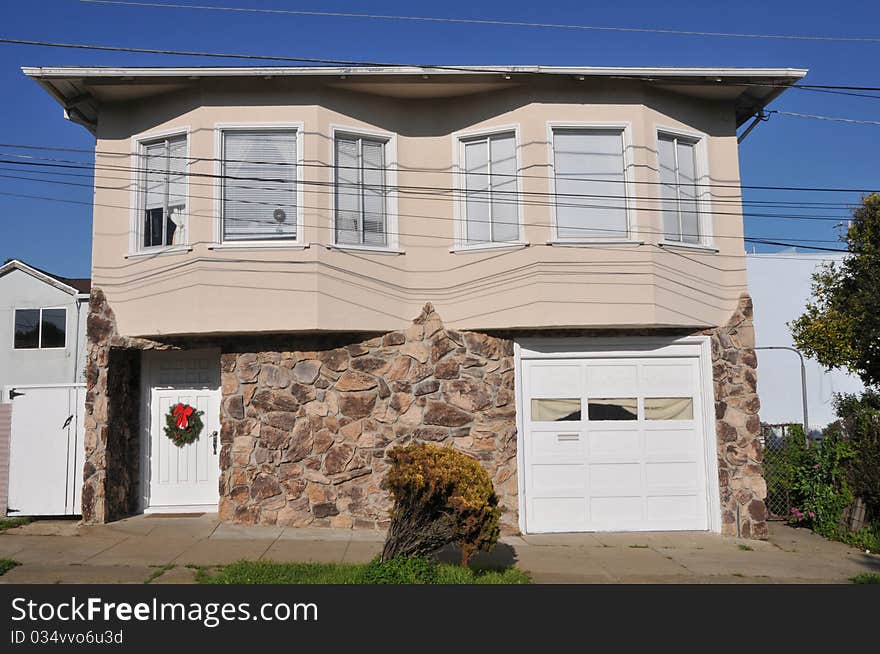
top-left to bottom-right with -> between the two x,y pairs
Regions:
658,133 -> 704,244
221,129 -> 298,242
551,128 -> 630,241
13,307 -> 66,349
335,134 -> 388,247
460,132 -> 519,245
138,134 -> 187,250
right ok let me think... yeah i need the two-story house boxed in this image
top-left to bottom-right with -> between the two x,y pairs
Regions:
26,65 -> 805,537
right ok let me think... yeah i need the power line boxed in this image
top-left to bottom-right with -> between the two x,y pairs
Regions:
0,142 -> 877,196
0,156 -> 854,222
769,110 -> 880,126
80,1 -> 880,44
10,34 -> 880,106
0,169 -> 848,244
0,160 -> 854,211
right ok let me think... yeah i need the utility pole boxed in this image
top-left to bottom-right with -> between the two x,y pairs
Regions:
755,346 -> 809,437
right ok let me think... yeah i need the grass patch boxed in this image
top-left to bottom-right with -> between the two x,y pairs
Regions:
198,558 -> 531,585
850,573 -> 880,584
731,572 -> 745,578
145,564 -> 176,584
628,544 -> 649,549
0,559 -> 20,576
0,517 -> 31,533
738,544 -> 754,551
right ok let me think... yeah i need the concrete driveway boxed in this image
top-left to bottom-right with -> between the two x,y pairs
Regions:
0,515 -> 877,584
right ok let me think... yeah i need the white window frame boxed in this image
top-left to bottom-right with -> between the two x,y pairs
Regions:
128,127 -> 191,256
546,122 -> 639,245
329,125 -> 400,253
451,125 -> 527,252
655,126 -> 714,250
12,306 -> 67,350
211,122 -> 307,250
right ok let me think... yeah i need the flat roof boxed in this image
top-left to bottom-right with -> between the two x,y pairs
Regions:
23,64 -> 808,133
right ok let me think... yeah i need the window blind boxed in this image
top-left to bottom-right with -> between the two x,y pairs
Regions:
553,129 -> 628,239
335,135 -> 387,246
463,133 -> 518,244
659,134 -> 700,244
222,130 -> 297,241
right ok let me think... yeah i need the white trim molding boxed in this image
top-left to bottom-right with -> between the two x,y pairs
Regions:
654,124 -> 714,248
545,121 -> 638,245
128,125 -> 192,257
329,124 -> 400,253
212,122 -> 306,247
451,123 -> 525,250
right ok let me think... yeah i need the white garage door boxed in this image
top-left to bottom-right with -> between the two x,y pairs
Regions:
522,355 -> 710,533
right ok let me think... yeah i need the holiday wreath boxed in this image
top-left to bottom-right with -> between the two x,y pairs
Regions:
164,403 -> 205,447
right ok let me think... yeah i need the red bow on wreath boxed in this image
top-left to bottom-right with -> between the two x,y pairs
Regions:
173,403 -> 194,429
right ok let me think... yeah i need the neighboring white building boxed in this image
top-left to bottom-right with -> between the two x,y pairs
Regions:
747,252 -> 865,432
0,259 -> 90,391
0,259 -> 89,517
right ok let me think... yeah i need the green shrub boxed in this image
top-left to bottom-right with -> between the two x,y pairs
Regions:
764,424 -> 811,514
381,443 -> 501,566
850,573 -> 880,584
0,559 -> 20,576
788,429 -> 855,539
834,391 -> 880,519
842,522 -> 880,553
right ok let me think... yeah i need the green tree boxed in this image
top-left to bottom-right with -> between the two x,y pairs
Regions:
790,193 -> 880,387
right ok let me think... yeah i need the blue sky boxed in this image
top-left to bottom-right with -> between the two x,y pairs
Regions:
1,0 -> 878,278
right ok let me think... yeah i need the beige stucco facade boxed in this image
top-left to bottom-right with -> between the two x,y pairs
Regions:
62,70 -> 788,338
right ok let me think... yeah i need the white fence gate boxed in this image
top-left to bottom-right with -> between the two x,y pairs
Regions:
4,383 -> 85,516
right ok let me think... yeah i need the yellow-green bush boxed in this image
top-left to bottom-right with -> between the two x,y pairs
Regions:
381,443 -> 501,566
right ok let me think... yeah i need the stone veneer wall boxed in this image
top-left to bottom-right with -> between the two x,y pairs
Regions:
81,285 -> 766,539
703,294 -> 767,539
219,304 -> 520,532
82,288 -> 167,524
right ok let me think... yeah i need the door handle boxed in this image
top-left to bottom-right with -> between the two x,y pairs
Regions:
8,388 -> 24,400
62,415 -> 73,429
212,431 -> 218,455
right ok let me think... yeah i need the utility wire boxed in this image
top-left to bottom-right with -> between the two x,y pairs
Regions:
6,35 -> 880,100
80,1 -> 880,44
0,156 -> 854,222
0,160 -> 854,210
0,143 -> 877,195
769,110 -> 880,126
0,169 -> 848,243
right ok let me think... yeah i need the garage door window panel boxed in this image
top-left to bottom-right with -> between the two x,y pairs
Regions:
531,398 -> 581,422
645,397 -> 694,421
587,398 -> 637,421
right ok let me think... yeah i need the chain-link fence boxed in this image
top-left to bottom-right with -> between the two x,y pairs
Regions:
760,423 -> 806,520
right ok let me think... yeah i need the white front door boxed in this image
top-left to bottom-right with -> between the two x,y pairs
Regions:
522,354 -> 711,533
144,350 -> 221,512
149,387 -> 220,510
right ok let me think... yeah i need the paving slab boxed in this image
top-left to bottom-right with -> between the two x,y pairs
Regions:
0,533 -> 128,565
149,566 -> 199,585
177,538 -> 276,566
277,527 -> 355,542
212,523 -> 284,540
141,516 -> 219,540
261,540 -> 350,563
0,563 -> 153,584
341,541 -> 383,564
88,536 -> 201,566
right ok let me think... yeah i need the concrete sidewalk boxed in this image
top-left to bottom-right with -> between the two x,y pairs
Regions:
1,515 -> 878,584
